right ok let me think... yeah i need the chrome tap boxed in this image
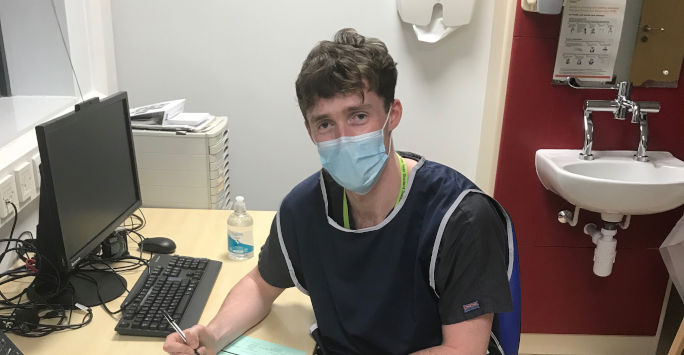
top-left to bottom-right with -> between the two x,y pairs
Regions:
567,79 -> 660,162
635,111 -> 649,162
614,82 -> 632,120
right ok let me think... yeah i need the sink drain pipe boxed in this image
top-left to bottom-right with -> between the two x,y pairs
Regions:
584,222 -> 618,277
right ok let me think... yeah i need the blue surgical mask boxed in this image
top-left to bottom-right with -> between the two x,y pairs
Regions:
316,107 -> 392,195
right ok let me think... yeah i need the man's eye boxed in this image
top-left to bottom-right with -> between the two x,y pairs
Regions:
353,113 -> 367,121
318,121 -> 330,130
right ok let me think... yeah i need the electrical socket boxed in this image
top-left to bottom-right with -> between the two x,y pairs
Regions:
14,162 -> 36,202
0,175 -> 19,219
31,153 -> 41,190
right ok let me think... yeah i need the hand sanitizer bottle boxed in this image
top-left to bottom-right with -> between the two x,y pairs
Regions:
227,196 -> 254,260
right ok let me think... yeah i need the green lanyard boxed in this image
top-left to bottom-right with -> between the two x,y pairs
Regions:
343,153 -> 408,229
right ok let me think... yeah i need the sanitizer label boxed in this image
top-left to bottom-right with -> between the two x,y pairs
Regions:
228,230 -> 254,254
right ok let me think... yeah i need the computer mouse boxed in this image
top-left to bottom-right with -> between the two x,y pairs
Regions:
140,237 -> 176,254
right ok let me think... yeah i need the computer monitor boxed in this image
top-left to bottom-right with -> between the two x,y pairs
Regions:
29,91 -> 141,307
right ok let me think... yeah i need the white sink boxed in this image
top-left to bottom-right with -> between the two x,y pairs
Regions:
535,149 -> 684,219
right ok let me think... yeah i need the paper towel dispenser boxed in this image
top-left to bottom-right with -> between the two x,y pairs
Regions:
520,0 -> 563,15
396,0 -> 476,43
397,0 -> 475,27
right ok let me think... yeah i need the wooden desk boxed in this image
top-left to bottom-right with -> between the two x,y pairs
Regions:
5,208 -> 316,354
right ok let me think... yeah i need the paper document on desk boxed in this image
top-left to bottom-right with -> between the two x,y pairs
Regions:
219,336 -> 306,355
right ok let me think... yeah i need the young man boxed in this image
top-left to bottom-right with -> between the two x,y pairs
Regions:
163,28 -> 513,355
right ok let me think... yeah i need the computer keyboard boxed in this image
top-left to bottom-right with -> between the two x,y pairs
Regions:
115,254 -> 222,337
0,331 -> 23,355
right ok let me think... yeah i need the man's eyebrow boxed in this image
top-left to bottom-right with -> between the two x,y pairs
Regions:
309,103 -> 372,122
345,103 -> 372,111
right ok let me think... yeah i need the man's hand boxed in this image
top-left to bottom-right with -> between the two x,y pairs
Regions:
163,324 -> 218,355
162,267 -> 284,354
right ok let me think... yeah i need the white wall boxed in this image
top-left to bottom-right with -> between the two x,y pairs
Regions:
111,0 -> 495,210
63,0 -> 119,98
0,0 -> 74,96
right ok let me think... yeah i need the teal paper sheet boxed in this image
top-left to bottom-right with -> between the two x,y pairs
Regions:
219,336 -> 306,355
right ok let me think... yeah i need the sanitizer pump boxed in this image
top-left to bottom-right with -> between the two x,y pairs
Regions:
227,196 -> 254,260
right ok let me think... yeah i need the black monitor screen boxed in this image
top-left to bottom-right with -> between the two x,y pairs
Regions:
38,92 -> 140,263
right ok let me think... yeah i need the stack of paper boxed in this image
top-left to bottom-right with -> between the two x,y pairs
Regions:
164,112 -> 212,126
129,99 -> 213,132
130,99 -> 185,124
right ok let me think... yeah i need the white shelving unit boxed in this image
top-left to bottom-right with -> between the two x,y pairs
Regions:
132,116 -> 230,209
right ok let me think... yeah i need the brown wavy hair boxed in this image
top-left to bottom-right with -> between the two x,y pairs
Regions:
295,28 -> 398,120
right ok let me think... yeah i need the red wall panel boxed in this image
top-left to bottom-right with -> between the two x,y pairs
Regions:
495,6 -> 684,335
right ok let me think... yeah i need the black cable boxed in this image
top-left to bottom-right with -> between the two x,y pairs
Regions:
2,200 -> 18,258
124,211 -> 145,232
73,254 -> 148,314
0,237 -> 61,305
127,229 -> 146,247
118,214 -> 148,267
99,262 -> 130,292
76,230 -> 149,272
70,237 -> 151,317
0,271 -> 92,337
80,257 -> 147,272
17,231 -> 33,239
68,272 -> 120,315
0,238 -> 35,245
15,231 -> 33,262
0,208 -> 153,336
1,305 -> 93,337
122,227 -> 151,269
75,260 -> 130,294
88,256 -> 148,273
0,204 -> 35,262
138,210 -> 147,230
0,246 -> 38,303
0,265 -> 30,278
29,247 -> 66,302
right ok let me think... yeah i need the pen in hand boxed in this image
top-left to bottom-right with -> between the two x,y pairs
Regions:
161,309 -> 200,355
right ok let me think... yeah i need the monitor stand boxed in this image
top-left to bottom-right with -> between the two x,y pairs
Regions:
68,270 -> 127,307
28,270 -> 127,308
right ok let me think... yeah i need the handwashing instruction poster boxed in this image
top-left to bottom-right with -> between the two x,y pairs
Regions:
552,0 -> 627,82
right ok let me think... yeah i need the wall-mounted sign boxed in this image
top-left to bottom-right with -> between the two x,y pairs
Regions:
552,0 -> 627,83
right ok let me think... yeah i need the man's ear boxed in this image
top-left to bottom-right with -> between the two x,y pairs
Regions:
388,99 -> 403,132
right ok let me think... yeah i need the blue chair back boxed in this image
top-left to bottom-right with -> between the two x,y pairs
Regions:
494,216 -> 521,355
